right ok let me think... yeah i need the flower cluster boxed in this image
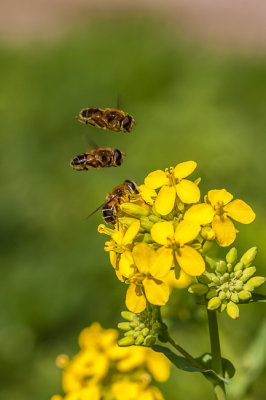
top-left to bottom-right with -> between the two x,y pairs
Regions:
99,161 -> 256,313
189,247 -> 265,319
51,322 -> 170,400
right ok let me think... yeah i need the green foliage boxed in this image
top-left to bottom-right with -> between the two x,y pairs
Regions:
0,14 -> 266,400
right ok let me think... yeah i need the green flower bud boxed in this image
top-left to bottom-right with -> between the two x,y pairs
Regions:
218,291 -> 226,300
240,267 -> 256,282
118,336 -> 135,346
140,217 -> 154,232
120,203 -> 150,218
234,280 -> 243,291
130,321 -> 139,328
212,276 -> 221,285
206,289 -> 218,300
226,248 -> 238,265
215,261 -> 227,275
230,293 -> 239,303
144,336 -> 156,347
243,283 -> 254,292
204,271 -> 216,281
124,330 -> 135,337
139,323 -> 145,329
205,256 -> 216,270
198,274 -> 212,284
220,301 -> 227,312
235,270 -> 243,279
247,276 -> 266,288
240,247 -> 257,267
225,290 -> 231,300
238,290 -> 252,301
118,322 -> 131,331
227,263 -> 233,273
121,311 -> 136,322
118,217 -> 138,226
234,261 -> 244,272
142,233 -> 153,243
142,328 -> 149,337
220,273 -> 230,283
227,302 -> 239,319
208,297 -> 221,310
135,335 -> 144,345
188,283 -> 208,296
149,215 -> 160,223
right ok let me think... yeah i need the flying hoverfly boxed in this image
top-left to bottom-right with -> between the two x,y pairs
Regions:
76,107 -> 136,133
70,147 -> 125,171
87,180 -> 139,224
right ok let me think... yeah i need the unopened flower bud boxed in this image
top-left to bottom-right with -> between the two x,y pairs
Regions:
240,247 -> 257,267
188,283 -> 208,296
225,290 -> 231,300
234,280 -> 243,291
234,261 -> 244,272
215,261 -> 227,275
201,226 -> 216,241
220,301 -> 227,312
118,336 -> 135,346
205,256 -> 216,270
124,330 -> 135,337
141,233 -> 153,243
227,263 -> 233,273
142,328 -> 149,337
235,270 -> 243,279
247,276 -> 265,288
220,273 -> 230,283
212,276 -> 221,284
118,217 -> 138,226
243,283 -> 254,292
230,293 -> 239,303
218,291 -> 226,300
140,217 -> 154,231
121,311 -> 136,322
130,321 -> 138,328
198,274 -> 211,284
206,289 -> 218,299
144,335 -> 156,346
118,322 -> 131,331
238,290 -> 252,301
227,302 -> 239,319
120,203 -> 150,218
208,297 -> 221,310
240,267 -> 256,282
135,335 -> 144,345
226,248 -> 238,265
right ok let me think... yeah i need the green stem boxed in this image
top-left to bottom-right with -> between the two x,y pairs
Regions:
207,309 -> 227,400
166,333 -> 205,370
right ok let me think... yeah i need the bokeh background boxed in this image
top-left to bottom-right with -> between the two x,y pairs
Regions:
0,1 -> 266,399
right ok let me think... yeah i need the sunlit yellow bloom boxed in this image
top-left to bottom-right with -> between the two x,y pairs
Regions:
166,269 -> 192,289
151,221 -> 205,276
101,221 -> 140,280
79,322 -> 118,351
138,184 -> 157,205
184,189 -> 256,247
144,161 -> 200,215
125,243 -> 173,313
111,380 -> 165,400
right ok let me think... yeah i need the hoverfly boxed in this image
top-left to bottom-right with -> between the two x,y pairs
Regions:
70,148 -> 125,171
76,107 -> 136,133
87,180 -> 139,224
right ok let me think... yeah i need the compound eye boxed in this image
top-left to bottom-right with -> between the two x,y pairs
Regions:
125,180 -> 139,193
113,149 -> 123,166
121,116 -> 131,129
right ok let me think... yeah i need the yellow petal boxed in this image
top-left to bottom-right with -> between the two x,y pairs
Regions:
146,350 -> 170,382
138,184 -> 157,205
143,278 -> 169,306
224,199 -> 256,224
174,161 -> 197,179
112,229 -> 124,246
132,242 -> 153,274
122,220 -> 140,245
184,203 -> 215,225
151,221 -> 174,245
208,189 -> 233,207
150,247 -> 174,279
119,251 -> 134,277
175,246 -> 205,276
212,215 -> 236,247
174,220 -> 201,245
126,284 -> 146,313
176,180 -> 200,204
155,185 -> 176,215
144,170 -> 168,189
110,251 -> 118,269
167,269 -> 192,289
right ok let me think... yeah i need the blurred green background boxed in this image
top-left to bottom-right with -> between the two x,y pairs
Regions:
0,12 -> 265,400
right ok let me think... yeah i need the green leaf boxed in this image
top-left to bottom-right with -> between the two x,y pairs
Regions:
152,345 -> 229,384
196,353 -> 235,379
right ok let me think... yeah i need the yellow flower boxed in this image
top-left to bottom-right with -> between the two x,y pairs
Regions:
144,161 -> 200,215
166,269 -> 192,289
125,243 -> 173,313
78,322 -> 118,351
102,221 -> 140,281
151,220 -> 205,277
184,189 -> 256,247
138,184 -> 157,205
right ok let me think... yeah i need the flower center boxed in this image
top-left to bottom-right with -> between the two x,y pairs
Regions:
214,201 -> 225,216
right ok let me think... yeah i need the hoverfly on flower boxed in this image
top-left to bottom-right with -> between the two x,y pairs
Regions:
76,107 -> 136,133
